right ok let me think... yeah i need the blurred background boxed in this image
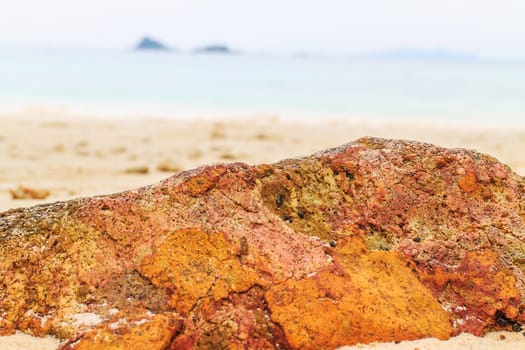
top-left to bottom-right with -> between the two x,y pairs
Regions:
1,0 -> 525,211
0,0 -> 524,122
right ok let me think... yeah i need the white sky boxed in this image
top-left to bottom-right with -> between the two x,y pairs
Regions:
1,0 -> 524,58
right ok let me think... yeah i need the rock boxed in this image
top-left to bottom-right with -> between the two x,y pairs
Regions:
1,137 -> 525,349
135,36 -> 169,51
124,165 -> 150,174
9,186 -> 50,200
156,159 -> 182,173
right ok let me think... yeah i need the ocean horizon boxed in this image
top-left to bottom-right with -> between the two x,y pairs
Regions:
0,47 -> 524,124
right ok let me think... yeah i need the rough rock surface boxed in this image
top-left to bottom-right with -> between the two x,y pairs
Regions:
1,137 -> 524,349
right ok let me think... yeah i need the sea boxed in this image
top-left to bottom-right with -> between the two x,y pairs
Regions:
0,47 -> 524,123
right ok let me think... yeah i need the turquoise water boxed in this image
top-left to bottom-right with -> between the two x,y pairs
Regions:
0,48 -> 524,121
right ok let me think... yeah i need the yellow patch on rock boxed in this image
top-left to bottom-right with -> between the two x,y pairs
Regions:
73,313 -> 181,350
139,228 -> 257,314
265,237 -> 451,349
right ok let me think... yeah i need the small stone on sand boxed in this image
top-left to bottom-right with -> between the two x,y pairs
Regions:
156,160 -> 182,173
9,186 -> 51,200
124,166 -> 150,174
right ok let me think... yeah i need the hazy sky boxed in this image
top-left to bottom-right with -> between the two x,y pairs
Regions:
1,0 -> 524,58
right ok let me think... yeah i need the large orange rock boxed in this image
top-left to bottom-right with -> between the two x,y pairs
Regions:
1,137 -> 524,349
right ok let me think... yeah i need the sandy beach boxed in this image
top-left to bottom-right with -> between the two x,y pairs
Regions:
1,112 -> 525,213
1,112 -> 525,349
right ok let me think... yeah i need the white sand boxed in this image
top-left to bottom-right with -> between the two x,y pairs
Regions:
0,332 -> 60,350
340,332 -> 525,350
1,113 -> 524,212
1,112 -> 524,349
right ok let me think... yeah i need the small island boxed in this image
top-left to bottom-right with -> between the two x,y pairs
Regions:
195,44 -> 234,54
135,36 -> 169,51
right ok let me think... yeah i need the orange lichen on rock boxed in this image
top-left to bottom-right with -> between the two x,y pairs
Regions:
68,313 -> 182,350
265,237 -> 451,349
139,228 -> 257,314
457,167 -> 479,193
177,165 -> 228,196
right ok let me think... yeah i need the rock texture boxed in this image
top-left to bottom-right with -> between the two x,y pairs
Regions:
1,137 -> 525,349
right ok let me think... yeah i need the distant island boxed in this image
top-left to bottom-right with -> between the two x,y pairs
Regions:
132,39 -> 476,61
135,36 -> 169,51
194,45 -> 234,54
134,38 -> 236,54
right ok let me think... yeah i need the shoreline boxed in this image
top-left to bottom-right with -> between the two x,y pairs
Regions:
1,102 -> 525,129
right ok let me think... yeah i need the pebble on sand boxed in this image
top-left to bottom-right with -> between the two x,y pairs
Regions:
9,186 -> 51,200
124,166 -> 150,174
